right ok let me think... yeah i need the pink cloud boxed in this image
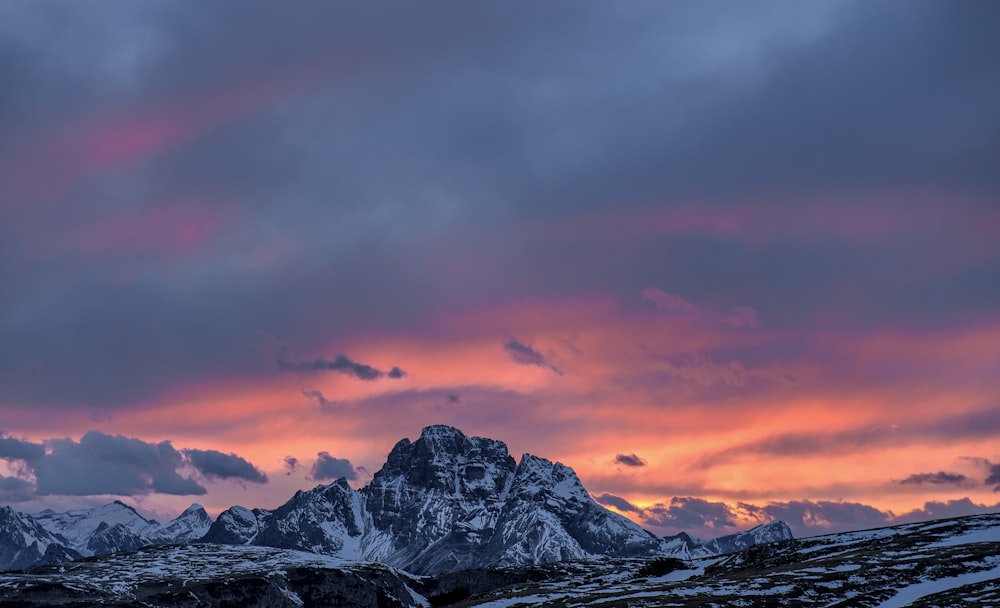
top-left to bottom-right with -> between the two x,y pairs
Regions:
4,68 -> 324,207
31,196 -> 231,259
547,193 -> 996,248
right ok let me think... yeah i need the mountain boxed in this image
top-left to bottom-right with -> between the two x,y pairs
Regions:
201,425 -> 777,574
0,501 -> 211,571
703,520 -> 793,554
2,512 -> 997,607
1,425 -> 792,574
0,506 -> 79,572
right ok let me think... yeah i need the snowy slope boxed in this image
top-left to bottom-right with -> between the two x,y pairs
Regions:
453,511 -> 1000,607
2,511 -> 996,607
0,506 -> 79,572
0,501 -> 212,571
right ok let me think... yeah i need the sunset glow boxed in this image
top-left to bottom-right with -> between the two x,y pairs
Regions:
1,2 -> 998,541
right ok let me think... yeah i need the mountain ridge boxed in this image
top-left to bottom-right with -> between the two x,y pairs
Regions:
0,425 -> 791,573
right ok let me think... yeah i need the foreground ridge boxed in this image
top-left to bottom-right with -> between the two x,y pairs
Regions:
0,512 -> 996,607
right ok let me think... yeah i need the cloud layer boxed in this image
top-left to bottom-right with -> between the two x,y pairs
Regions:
0,2 -> 997,527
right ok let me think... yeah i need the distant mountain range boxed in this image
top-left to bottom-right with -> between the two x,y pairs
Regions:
0,425 -> 791,574
2,511 -> 997,606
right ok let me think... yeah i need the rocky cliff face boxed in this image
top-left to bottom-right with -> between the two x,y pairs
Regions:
205,425 -> 679,575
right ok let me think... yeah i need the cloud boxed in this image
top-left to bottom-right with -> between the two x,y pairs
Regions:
183,448 -> 268,483
0,475 -> 35,502
33,431 -> 206,496
310,451 -> 358,481
283,456 -> 299,475
447,393 -> 461,404
615,453 -> 647,468
301,387 -> 336,410
278,352 -> 406,381
5,431 -> 267,498
643,497 -> 738,531
642,289 -> 759,329
744,499 -> 891,538
696,410 -> 1000,469
985,462 -> 1000,491
593,492 -> 640,513
897,471 -> 968,485
897,498 -> 1000,522
0,433 -> 45,463
504,340 -> 562,375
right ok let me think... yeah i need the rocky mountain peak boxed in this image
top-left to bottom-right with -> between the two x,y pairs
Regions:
372,425 -> 516,497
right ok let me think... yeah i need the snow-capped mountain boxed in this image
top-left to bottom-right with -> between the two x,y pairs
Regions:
201,425 -> 782,575
1,425 -> 792,574
703,519 -> 793,554
0,506 -> 80,572
2,512 -> 997,607
0,501 -> 211,571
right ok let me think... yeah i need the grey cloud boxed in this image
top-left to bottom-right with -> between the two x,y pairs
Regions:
283,456 -> 299,475
896,498 -> 1000,523
615,453 -> 647,468
753,500 -> 890,538
986,462 -> 1000,491
0,434 -> 45,463
302,388 -> 336,410
643,497 -> 737,531
0,1 -> 997,416
310,451 -> 358,481
504,340 -> 562,375
897,471 -> 968,485
33,431 -> 206,496
183,448 -> 268,484
279,353 -> 406,382
0,475 -> 35,502
593,492 -> 640,513
447,393 -> 461,404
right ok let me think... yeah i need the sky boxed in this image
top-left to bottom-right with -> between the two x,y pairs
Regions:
1,1 -> 999,541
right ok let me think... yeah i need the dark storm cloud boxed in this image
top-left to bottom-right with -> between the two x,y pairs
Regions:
749,500 -> 890,538
183,448 -> 268,483
0,476 -> 35,503
643,497 -> 737,530
897,471 -> 968,486
0,434 -> 45,463
504,340 -> 562,375
33,432 -> 206,496
310,451 -> 358,482
278,353 -> 406,382
4,431 -> 268,497
615,454 -> 647,468
896,498 -> 1000,522
0,0 -> 997,419
593,492 -> 640,513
